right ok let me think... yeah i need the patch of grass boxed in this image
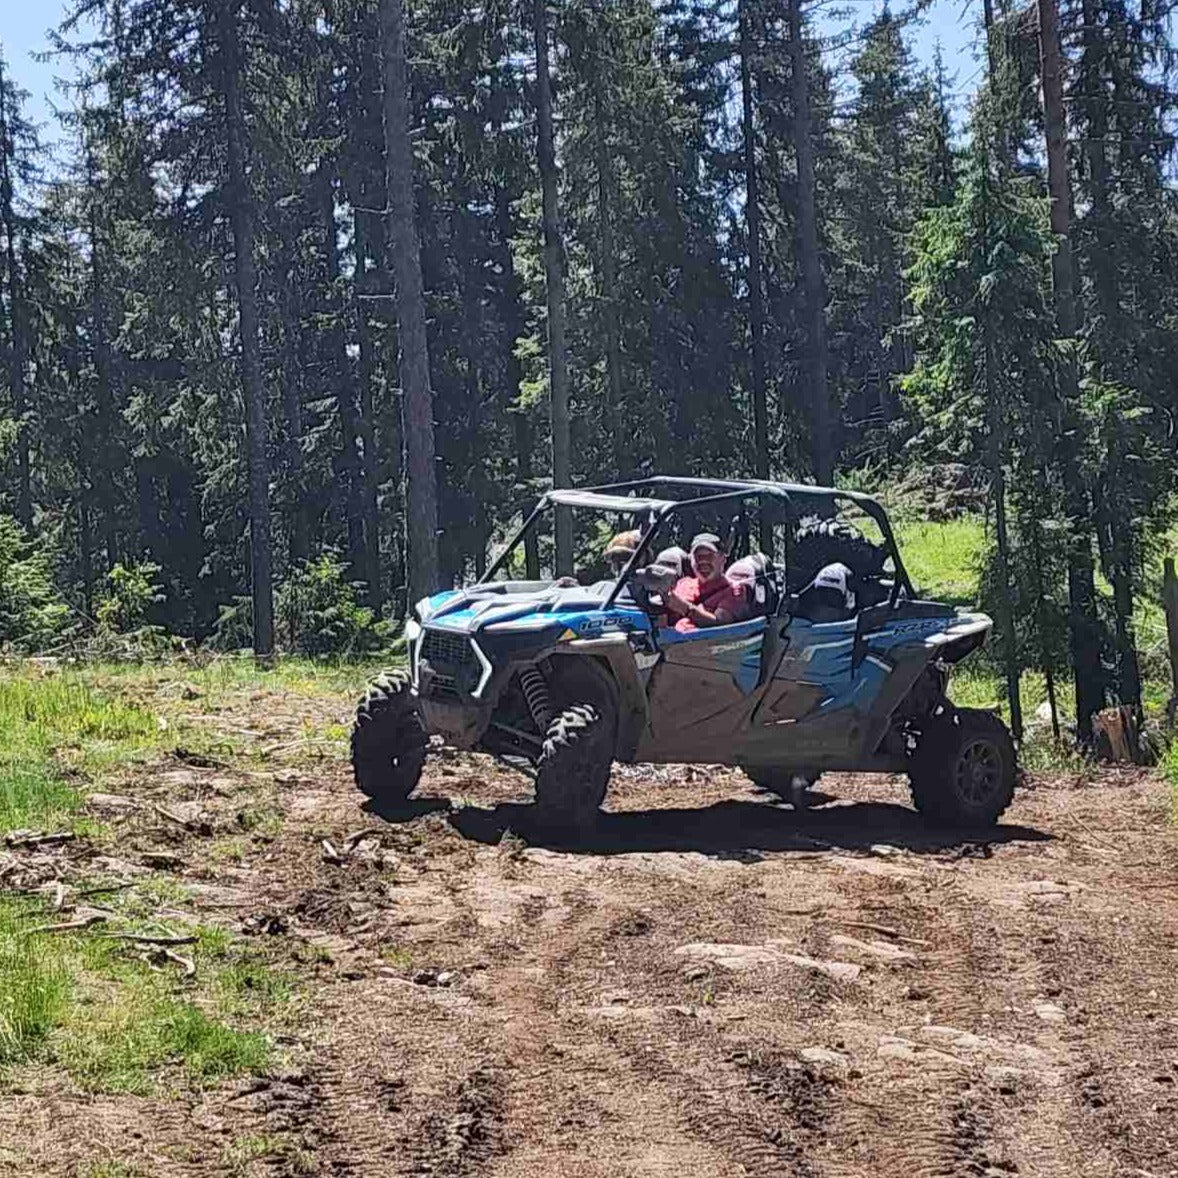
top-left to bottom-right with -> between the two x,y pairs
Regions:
0,762 -> 84,836
59,996 -> 270,1093
381,945 -> 414,970
0,898 -> 279,1094
0,901 -> 71,1065
233,803 -> 283,837
216,956 -> 294,1014
221,1134 -> 284,1175
82,1163 -> 141,1178
894,516 -> 986,607
0,672 -> 162,834
1163,740 -> 1178,820
83,653 -> 397,702
207,837 -> 250,865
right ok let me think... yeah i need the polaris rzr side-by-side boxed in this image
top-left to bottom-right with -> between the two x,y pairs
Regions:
351,477 -> 1017,832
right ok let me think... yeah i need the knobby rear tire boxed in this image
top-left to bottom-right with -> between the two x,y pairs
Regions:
909,707 -> 1016,827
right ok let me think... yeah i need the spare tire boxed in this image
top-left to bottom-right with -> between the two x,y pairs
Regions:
789,519 -> 886,593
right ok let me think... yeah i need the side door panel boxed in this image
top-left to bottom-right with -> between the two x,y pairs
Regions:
741,616 -> 883,764
636,618 -> 767,760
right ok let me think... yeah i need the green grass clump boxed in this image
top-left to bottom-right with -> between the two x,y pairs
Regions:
0,899 -> 279,1093
0,672 -> 161,833
0,762 -> 84,836
82,1163 -> 141,1178
1163,740 -> 1178,819
0,901 -> 71,1065
59,995 -> 271,1093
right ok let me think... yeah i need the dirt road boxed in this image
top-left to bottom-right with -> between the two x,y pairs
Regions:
5,683 -> 1178,1177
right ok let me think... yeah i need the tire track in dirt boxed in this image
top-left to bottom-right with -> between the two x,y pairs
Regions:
433,848 -> 759,1177
794,852 -> 1045,1177
1011,874 -> 1178,1176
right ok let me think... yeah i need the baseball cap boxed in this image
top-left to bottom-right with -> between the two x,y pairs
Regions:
689,532 -> 722,555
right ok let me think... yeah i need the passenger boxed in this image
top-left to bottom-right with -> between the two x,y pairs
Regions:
665,533 -> 749,633
578,529 -> 641,599
603,529 -> 641,577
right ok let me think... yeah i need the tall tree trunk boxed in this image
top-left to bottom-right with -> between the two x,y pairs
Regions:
788,0 -> 833,484
85,135 -> 120,570
319,169 -> 376,599
380,0 -> 439,604
1106,430 -> 1142,712
1038,0 -> 1103,742
78,483 -> 93,617
0,60 -> 31,529
592,78 -> 626,479
496,192 -> 540,580
1028,498 -> 1061,740
218,0 -> 274,659
738,1 -> 769,483
977,64 -> 1022,739
63,312 -> 95,616
278,220 -> 307,567
534,0 -> 572,575
352,204 -> 393,608
1079,0 -> 1139,713
982,187 -> 1023,739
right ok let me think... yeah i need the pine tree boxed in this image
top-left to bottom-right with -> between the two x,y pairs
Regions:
0,56 -> 37,528
380,0 -> 439,605
217,0 -> 274,658
534,0 -> 572,574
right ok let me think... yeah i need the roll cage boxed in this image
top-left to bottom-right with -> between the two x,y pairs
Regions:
480,476 -> 914,612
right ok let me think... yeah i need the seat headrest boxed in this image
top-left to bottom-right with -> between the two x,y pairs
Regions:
727,552 -> 775,606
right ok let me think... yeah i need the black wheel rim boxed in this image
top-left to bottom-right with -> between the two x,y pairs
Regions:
954,736 -> 1002,805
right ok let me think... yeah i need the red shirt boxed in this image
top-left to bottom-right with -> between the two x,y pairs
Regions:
671,575 -> 747,632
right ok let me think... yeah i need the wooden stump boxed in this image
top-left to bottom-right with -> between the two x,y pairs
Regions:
1164,558 -> 1178,723
1092,705 -> 1143,764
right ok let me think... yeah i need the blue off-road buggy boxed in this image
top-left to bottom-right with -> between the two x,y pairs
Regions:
351,478 -> 1016,832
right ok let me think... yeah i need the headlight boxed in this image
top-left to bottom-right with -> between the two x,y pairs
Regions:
405,618 -> 422,642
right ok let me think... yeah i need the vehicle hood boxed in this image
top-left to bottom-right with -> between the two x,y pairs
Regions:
417,584 -> 651,638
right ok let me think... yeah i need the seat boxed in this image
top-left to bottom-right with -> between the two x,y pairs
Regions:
726,552 -> 780,618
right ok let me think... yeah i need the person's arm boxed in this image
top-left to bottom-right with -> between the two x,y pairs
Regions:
663,578 -> 694,617
693,584 -> 747,627
686,600 -> 725,626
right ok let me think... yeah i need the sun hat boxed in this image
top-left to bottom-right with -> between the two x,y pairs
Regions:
604,530 -> 641,561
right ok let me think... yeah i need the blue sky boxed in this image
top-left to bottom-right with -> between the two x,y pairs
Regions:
2,0 -> 984,154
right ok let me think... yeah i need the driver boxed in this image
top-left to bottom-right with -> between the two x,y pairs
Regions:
665,533 -> 748,632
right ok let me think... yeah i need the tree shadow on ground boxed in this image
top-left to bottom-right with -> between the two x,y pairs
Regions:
443,796 -> 1050,859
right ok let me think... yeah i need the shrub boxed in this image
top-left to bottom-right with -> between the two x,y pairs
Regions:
275,552 -> 388,657
210,553 -> 389,657
92,562 -> 171,657
210,595 -> 254,652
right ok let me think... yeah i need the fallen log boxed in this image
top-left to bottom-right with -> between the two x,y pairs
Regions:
101,932 -> 198,946
25,914 -> 107,935
5,830 -> 75,849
